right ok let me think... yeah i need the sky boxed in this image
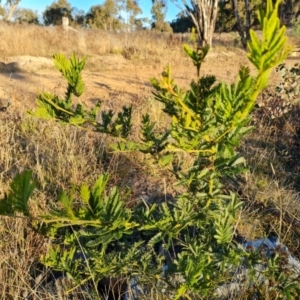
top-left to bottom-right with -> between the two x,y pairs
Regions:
18,0 -> 182,22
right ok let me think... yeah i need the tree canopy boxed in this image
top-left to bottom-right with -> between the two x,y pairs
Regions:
86,0 -> 122,30
0,0 -> 21,21
151,0 -> 172,32
124,0 -> 142,31
43,0 -> 73,26
15,7 -> 38,24
170,11 -> 194,33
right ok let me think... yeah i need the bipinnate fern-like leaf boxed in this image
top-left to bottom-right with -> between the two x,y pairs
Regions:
213,193 -> 243,244
29,54 -> 133,138
184,44 -> 210,77
147,231 -> 163,248
34,94 -> 57,119
47,174 -> 137,250
0,170 -> 36,217
53,53 -> 86,100
88,174 -> 109,217
247,0 -> 292,99
80,184 -> 90,205
42,244 -> 84,282
58,191 -> 76,220
104,187 -> 123,221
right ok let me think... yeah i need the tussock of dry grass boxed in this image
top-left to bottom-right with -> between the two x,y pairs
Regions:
235,107 -> 300,257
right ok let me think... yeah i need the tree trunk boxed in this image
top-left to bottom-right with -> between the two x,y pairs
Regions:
5,2 -> 18,21
233,0 -> 247,49
244,0 -> 251,42
185,0 -> 219,47
232,0 -> 252,49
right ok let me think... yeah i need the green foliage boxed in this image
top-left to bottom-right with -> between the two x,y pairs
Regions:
0,171 -> 244,297
291,17 -> 300,36
121,0 -> 290,195
145,59 -> 252,195
1,0 -> 297,298
213,193 -> 243,244
43,174 -> 138,257
282,0 -> 300,28
14,8 -> 39,24
54,53 -> 85,104
123,0 -> 142,31
258,62 -> 300,119
29,53 -> 132,138
218,0 -> 261,44
85,0 -> 122,31
216,0 -> 236,33
151,0 -> 172,32
0,170 -> 36,217
247,0 -> 292,100
43,0 -> 73,26
170,12 -> 194,33
276,63 -> 300,104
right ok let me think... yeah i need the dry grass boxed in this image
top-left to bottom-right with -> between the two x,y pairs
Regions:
236,107 -> 300,257
0,22 -> 189,66
0,91 -> 179,299
0,111 -> 108,298
0,22 -> 246,72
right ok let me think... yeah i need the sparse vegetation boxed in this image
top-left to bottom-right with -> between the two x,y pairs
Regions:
291,17 -> 300,37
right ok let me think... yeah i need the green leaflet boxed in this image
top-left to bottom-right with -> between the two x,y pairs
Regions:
0,170 -> 36,217
248,0 -> 292,98
54,53 -> 86,99
29,54 -> 133,138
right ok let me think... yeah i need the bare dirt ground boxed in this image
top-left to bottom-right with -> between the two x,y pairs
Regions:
0,50 -> 253,112
0,48 -> 298,118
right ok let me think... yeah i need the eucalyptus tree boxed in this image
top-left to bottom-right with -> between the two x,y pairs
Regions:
15,7 -> 39,24
71,8 -> 85,27
172,0 -> 218,46
85,0 -> 122,31
232,0 -> 262,48
0,0 -> 21,21
43,0 -> 73,26
123,0 -> 142,31
151,0 -> 173,32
